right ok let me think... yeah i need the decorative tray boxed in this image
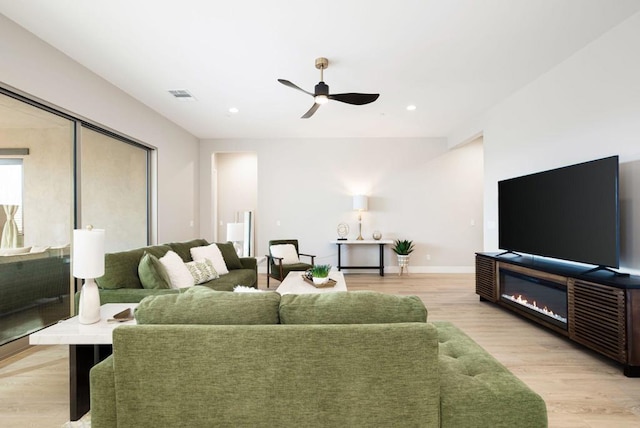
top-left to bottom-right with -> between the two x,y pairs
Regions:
301,275 -> 337,288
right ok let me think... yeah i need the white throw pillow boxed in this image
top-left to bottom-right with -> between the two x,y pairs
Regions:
270,244 -> 300,265
159,250 -> 195,289
190,244 -> 229,275
233,285 -> 265,293
185,259 -> 219,284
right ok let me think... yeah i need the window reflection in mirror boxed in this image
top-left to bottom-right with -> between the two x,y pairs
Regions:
0,159 -> 23,248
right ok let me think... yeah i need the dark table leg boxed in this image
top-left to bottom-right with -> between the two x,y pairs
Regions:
69,344 -> 112,421
379,244 -> 385,276
337,244 -> 342,271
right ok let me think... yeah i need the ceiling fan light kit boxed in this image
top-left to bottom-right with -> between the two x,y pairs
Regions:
278,57 -> 379,118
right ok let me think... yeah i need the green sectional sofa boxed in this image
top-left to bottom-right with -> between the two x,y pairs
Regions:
75,239 -> 257,308
90,289 -> 548,428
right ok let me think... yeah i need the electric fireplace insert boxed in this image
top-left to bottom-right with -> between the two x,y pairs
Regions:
499,268 -> 568,330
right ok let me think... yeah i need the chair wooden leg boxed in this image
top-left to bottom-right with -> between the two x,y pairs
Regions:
266,260 -> 271,288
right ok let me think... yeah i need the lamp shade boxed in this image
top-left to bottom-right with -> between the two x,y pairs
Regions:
353,195 -> 368,211
73,227 -> 105,279
226,222 -> 244,242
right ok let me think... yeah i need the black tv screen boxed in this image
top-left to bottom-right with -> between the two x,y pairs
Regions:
498,156 -> 620,268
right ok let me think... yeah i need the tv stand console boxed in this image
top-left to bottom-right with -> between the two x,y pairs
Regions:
476,252 -> 640,377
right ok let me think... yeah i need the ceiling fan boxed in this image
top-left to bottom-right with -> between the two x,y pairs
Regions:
278,57 -> 380,119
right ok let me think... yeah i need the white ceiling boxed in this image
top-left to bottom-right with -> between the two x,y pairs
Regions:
2,0 -> 640,140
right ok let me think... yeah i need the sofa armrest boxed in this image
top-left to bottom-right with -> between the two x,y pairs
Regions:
90,355 -> 117,428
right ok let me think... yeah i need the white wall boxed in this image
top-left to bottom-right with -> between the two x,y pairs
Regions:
475,11 -> 640,274
200,137 -> 484,273
0,14 -> 200,244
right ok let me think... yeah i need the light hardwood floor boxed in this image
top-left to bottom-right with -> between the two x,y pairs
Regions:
2,273 -> 640,427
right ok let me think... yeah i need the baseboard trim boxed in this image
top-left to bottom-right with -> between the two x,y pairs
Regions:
257,266 -> 474,274
0,336 -> 30,360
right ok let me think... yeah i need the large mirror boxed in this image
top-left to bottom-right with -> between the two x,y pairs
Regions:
0,91 -> 73,350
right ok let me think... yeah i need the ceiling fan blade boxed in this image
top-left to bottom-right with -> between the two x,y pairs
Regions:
301,103 -> 321,119
278,79 -> 314,97
328,93 -> 380,105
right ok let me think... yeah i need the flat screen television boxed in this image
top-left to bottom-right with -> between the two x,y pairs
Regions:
498,155 -> 620,268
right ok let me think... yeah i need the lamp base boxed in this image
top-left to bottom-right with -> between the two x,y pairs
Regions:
357,218 -> 364,240
78,278 -> 101,324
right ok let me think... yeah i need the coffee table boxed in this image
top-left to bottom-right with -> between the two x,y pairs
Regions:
29,303 -> 138,421
276,270 -> 347,294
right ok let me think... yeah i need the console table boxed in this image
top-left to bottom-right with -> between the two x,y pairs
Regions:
29,303 -> 138,421
476,252 -> 640,376
331,239 -> 393,276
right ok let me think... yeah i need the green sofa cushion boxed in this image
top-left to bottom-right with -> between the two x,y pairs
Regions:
215,241 -> 243,270
134,286 -> 281,325
167,239 -> 209,262
138,252 -> 171,289
97,245 -> 172,290
108,322 -> 440,428
434,321 -> 548,428
279,291 -> 427,324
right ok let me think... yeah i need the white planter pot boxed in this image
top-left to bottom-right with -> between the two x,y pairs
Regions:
313,276 -> 329,285
397,254 -> 410,276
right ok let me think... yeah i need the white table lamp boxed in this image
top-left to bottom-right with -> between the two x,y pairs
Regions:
73,226 -> 105,324
353,195 -> 368,240
226,222 -> 244,256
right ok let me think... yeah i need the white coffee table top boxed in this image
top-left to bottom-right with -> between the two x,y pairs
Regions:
29,303 -> 138,345
276,270 -> 347,295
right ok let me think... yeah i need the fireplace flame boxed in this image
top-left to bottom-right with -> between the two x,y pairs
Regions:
502,294 -> 567,324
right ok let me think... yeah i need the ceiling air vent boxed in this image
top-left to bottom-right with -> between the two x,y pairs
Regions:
168,89 -> 196,101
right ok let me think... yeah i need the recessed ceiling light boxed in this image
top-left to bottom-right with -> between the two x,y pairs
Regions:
406,105 -> 417,111
229,107 -> 239,114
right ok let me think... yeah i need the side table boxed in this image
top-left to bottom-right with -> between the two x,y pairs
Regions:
330,239 -> 393,276
29,303 -> 138,421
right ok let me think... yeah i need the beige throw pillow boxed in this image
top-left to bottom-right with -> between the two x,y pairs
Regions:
159,250 -> 195,288
190,244 -> 229,275
186,259 -> 219,284
270,244 -> 300,265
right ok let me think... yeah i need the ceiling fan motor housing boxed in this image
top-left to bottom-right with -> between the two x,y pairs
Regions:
314,82 -> 329,96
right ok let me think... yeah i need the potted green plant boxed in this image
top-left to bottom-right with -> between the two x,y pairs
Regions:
392,240 -> 414,276
310,264 -> 331,285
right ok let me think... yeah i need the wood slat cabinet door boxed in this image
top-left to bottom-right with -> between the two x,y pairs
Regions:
568,279 -> 626,363
475,254 -> 498,302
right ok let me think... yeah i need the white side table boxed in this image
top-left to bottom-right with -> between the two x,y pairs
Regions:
30,303 -> 138,421
330,240 -> 394,276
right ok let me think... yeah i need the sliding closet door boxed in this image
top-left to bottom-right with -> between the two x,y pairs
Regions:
0,91 -> 74,349
78,127 -> 150,252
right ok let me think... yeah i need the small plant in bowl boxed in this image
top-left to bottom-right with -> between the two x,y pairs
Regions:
310,264 -> 331,285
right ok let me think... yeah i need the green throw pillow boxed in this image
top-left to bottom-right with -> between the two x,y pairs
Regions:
216,241 -> 243,270
279,291 -> 428,324
138,252 -> 171,289
134,286 -> 281,325
167,239 -> 209,262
